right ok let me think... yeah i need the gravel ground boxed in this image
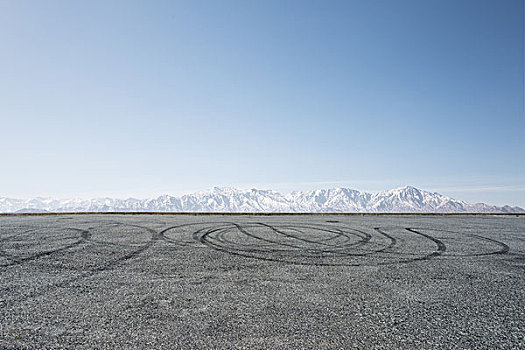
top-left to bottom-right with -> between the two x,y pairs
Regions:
0,214 -> 524,349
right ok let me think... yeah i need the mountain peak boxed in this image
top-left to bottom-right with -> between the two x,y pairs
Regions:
389,185 -> 421,193
0,187 -> 522,213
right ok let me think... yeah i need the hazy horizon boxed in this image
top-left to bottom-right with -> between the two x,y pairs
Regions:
2,184 -> 524,209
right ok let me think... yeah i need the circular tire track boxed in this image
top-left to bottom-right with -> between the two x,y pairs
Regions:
409,228 -> 510,257
194,222 -> 509,266
0,222 -> 160,304
0,227 -> 88,268
0,220 -> 514,305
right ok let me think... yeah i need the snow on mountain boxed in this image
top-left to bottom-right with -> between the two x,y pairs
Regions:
178,187 -> 291,212
369,186 -> 469,213
0,186 -> 523,213
285,188 -> 371,212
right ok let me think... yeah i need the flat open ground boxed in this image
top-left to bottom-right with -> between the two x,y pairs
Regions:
1,214 -> 524,349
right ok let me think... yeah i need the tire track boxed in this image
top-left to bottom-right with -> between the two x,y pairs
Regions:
0,228 -> 89,268
201,223 -> 367,257
197,223 -> 446,266
0,223 -> 160,305
0,219 -> 516,306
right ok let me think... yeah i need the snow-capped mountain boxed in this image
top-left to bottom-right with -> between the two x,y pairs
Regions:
0,186 -> 523,213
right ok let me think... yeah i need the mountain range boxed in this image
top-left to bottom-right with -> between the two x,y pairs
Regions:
1,186 -> 523,213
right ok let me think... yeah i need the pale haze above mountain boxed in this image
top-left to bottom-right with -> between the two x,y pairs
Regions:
1,186 -> 523,214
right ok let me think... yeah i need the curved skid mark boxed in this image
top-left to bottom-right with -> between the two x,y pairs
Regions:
288,224 -> 374,250
230,223 -> 305,250
373,228 -> 397,252
1,225 -> 159,305
404,228 -> 446,260
0,228 -> 89,268
407,227 -> 510,257
214,228 -> 277,249
199,235 -> 363,267
261,223 -> 372,250
160,222 -> 234,247
258,223 -> 384,253
198,223 -> 448,266
1,219 -> 518,306
464,234 -> 509,256
258,223 -> 348,248
202,223 -> 377,257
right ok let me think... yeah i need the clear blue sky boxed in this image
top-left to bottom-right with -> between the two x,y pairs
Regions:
1,0 -> 524,206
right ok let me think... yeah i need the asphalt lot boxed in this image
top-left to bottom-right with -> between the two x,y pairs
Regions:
1,214 -> 524,349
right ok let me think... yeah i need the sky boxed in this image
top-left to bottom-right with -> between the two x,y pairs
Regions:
0,0 -> 524,207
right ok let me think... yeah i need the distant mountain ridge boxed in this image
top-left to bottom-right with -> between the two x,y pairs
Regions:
1,186 -> 523,213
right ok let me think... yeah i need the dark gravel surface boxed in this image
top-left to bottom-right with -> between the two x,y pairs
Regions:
0,214 -> 524,349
